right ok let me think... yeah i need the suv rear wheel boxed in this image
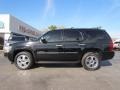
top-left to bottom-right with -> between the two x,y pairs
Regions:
14,52 -> 33,70
82,52 -> 101,71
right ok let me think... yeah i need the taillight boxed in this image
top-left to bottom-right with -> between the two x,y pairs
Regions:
109,40 -> 113,51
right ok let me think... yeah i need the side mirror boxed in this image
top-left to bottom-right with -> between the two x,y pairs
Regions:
41,38 -> 47,43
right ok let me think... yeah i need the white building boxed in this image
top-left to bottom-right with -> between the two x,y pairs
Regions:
0,14 -> 41,50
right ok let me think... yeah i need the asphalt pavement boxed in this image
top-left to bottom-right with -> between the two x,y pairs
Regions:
0,51 -> 120,90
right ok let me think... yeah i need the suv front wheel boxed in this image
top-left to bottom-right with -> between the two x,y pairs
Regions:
82,52 -> 101,71
14,51 -> 34,70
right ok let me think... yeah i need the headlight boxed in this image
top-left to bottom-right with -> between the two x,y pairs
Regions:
4,45 -> 12,53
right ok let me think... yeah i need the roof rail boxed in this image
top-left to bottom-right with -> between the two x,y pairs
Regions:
91,26 -> 102,29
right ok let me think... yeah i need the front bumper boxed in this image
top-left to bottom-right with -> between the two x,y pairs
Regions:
102,51 -> 114,60
4,53 -> 8,57
4,51 -> 14,63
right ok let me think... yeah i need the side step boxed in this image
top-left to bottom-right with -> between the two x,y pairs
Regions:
36,60 -> 80,64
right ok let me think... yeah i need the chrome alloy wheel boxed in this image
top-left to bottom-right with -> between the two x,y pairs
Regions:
85,55 -> 99,69
16,54 -> 30,69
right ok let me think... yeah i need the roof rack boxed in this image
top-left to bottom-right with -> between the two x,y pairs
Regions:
91,26 -> 102,29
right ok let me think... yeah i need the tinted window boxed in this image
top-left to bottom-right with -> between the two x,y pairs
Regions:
114,42 -> 120,44
9,36 -> 26,41
85,30 -> 111,40
43,30 -> 62,42
63,30 -> 82,41
0,21 -> 4,29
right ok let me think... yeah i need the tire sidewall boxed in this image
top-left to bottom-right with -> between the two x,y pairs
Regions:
14,52 -> 33,70
82,52 -> 101,71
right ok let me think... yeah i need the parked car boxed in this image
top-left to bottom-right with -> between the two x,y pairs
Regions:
4,36 -> 28,54
113,41 -> 120,50
5,28 -> 114,71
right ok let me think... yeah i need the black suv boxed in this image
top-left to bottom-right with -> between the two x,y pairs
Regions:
5,28 -> 114,71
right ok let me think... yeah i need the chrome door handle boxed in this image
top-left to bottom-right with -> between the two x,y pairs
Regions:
56,45 -> 63,47
78,44 -> 86,46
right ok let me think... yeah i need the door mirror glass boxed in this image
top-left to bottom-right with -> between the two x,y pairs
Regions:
41,38 -> 47,43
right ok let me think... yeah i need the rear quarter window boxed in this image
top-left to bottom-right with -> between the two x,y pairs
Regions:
85,30 -> 111,42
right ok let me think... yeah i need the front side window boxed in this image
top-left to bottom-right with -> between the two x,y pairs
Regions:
63,30 -> 82,41
9,36 -> 26,42
43,30 -> 62,42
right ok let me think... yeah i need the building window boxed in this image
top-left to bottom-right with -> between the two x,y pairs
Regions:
0,21 -> 4,29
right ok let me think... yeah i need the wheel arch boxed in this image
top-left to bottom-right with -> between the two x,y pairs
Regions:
80,48 -> 102,60
13,49 -> 36,62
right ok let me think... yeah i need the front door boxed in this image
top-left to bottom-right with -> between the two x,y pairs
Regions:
35,30 -> 64,61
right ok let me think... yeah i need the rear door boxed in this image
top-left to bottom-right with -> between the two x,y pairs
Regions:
62,30 -> 84,61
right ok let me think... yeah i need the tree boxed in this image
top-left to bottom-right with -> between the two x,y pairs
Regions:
48,25 -> 57,30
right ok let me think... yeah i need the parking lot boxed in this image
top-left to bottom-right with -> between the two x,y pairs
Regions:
0,51 -> 120,90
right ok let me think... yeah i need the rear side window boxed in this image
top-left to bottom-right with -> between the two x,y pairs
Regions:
63,30 -> 83,41
43,30 -> 62,42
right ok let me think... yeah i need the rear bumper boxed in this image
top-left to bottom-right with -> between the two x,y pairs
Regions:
102,51 -> 114,60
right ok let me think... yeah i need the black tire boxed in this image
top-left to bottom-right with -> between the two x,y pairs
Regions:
81,52 -> 101,71
14,51 -> 34,70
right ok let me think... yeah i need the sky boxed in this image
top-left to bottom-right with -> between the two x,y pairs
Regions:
0,0 -> 120,38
